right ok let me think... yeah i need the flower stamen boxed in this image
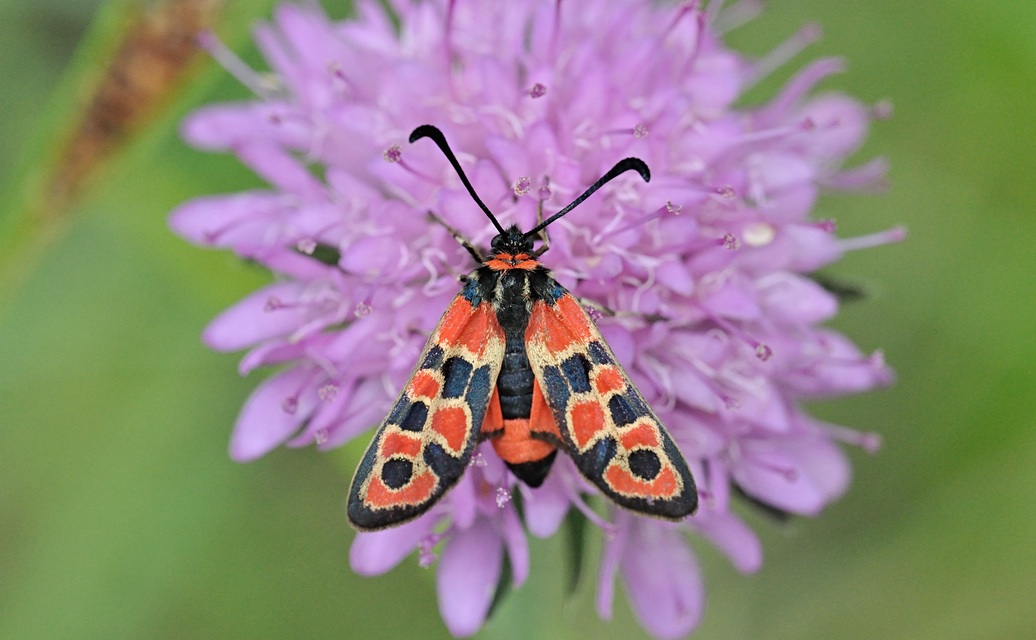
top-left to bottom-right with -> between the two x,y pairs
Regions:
700,307 -> 772,362
382,145 -> 402,163
823,158 -> 890,191
750,456 -> 799,482
418,532 -> 446,568
281,395 -> 298,414
318,384 -> 339,402
513,176 -> 532,196
745,24 -> 822,88
837,226 -> 907,252
762,58 -> 845,121
196,30 -> 282,100
604,123 -> 650,139
818,422 -> 883,453
713,0 -> 764,34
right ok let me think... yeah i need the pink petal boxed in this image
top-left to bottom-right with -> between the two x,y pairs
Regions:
699,281 -> 760,320
736,380 -> 791,433
670,371 -> 719,413
169,191 -> 281,247
733,433 -> 852,515
799,93 -> 871,159
693,511 -> 763,573
229,366 -> 317,461
349,514 -> 435,576
238,340 -> 307,375
598,323 -> 635,368
787,434 -> 852,502
180,102 -> 310,150
296,378 -> 354,444
757,273 -> 838,324
236,140 -> 326,199
500,506 -> 530,586
520,470 -> 571,538
656,259 -> 695,296
622,521 -> 704,639
436,519 -> 503,637
203,282 -> 311,351
324,378 -> 391,448
596,512 -> 631,621
445,471 -> 478,531
339,234 -> 404,276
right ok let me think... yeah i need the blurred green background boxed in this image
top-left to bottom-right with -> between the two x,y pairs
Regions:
1,0 -> 1034,638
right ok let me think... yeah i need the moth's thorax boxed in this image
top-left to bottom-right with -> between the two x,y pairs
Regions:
486,251 -> 537,271
490,269 -> 534,330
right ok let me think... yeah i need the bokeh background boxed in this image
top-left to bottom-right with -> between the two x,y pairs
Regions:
1,0 -> 1034,638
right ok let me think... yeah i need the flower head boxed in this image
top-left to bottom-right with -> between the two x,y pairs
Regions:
172,1 -> 897,636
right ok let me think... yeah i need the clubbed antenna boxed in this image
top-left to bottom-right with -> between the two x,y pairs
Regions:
409,125 -> 505,235
525,158 -> 651,238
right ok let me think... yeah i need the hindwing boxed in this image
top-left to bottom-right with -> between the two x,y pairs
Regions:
525,292 -> 698,519
347,294 -> 505,530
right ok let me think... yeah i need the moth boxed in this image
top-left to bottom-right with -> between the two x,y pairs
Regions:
347,125 -> 697,530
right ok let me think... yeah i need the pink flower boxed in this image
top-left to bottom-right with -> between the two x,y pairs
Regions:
171,1 -> 898,636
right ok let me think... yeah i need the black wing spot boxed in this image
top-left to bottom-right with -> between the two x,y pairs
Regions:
608,395 -> 638,427
381,458 -> 414,489
422,345 -> 445,370
560,354 -> 593,394
423,442 -> 456,480
400,401 -> 428,432
628,449 -> 662,480
587,341 -> 613,365
465,365 -> 493,420
442,356 -> 474,398
626,389 -> 650,416
541,365 -> 570,411
387,394 -> 410,425
585,437 -> 618,476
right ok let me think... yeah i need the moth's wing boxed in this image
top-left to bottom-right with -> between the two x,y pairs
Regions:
525,293 -> 698,519
347,294 -> 506,530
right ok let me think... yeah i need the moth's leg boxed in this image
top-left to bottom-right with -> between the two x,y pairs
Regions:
427,211 -> 485,264
532,194 -> 551,257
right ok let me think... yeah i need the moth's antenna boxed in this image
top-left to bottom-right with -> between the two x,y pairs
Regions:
409,125 -> 506,235
525,158 -> 650,238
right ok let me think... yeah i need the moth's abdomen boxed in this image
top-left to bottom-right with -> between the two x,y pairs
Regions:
490,313 -> 562,488
497,337 -> 534,420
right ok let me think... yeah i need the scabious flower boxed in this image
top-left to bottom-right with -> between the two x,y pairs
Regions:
171,1 -> 898,637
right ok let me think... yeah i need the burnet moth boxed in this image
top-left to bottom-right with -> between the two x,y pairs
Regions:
347,125 -> 698,530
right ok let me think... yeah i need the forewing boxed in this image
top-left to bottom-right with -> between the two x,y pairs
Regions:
525,293 -> 698,519
347,294 -> 505,530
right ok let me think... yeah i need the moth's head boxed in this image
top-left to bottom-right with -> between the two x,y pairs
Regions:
490,225 -> 534,257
